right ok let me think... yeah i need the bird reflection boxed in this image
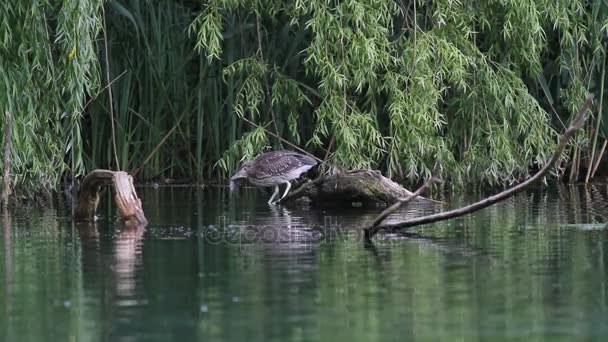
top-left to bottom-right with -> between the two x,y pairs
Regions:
247,204 -> 326,246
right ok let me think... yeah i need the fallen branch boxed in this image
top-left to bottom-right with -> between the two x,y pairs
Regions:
75,169 -> 147,227
280,169 -> 443,205
365,95 -> 594,239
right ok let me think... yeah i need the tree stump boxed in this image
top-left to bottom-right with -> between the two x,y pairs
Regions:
74,170 -> 147,227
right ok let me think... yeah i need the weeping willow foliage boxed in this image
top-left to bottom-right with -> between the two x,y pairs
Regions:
531,1 -> 608,182
190,0 -> 608,185
0,1 -> 102,194
3,0 -> 608,195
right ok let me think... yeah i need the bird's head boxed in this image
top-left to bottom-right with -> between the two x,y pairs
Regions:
229,160 -> 254,191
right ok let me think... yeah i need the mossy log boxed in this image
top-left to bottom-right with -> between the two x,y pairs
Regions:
280,169 -> 441,206
74,170 -> 147,227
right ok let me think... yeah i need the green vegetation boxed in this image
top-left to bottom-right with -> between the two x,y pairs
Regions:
0,0 -> 102,194
1,0 -> 608,195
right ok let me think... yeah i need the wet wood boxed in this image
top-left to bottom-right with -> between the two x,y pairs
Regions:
280,169 -> 442,205
365,95 -> 594,239
74,169 -> 147,227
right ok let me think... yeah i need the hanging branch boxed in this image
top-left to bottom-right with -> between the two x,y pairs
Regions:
1,111 -> 12,207
255,15 -> 283,149
240,116 -> 325,163
132,111 -> 188,178
83,69 -> 128,111
102,7 -> 120,170
365,95 -> 594,239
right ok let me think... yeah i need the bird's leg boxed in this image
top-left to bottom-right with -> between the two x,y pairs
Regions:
280,181 -> 292,200
268,185 -> 280,204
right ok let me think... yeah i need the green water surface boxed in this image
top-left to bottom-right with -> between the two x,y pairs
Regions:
1,185 -> 608,341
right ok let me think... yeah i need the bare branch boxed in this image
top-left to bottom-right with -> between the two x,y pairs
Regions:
240,116 -> 325,163
83,69 -> 128,111
367,160 -> 442,231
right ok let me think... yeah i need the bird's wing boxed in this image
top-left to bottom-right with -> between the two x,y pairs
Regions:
274,151 -> 318,166
250,152 -> 289,179
248,151 -> 314,179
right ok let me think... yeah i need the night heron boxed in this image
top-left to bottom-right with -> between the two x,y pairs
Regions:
229,150 -> 318,204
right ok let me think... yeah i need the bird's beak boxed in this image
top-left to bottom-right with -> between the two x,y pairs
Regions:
229,179 -> 239,191
229,169 -> 246,191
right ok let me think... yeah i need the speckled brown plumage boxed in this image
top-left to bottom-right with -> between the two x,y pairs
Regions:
229,150 -> 318,204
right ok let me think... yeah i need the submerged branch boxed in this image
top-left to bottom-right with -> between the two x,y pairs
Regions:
365,95 -> 594,239
367,161 -> 442,233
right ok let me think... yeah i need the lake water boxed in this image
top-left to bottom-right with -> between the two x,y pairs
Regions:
1,184 -> 608,341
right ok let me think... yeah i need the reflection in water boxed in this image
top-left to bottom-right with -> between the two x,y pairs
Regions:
2,208 -> 11,320
74,221 -> 148,342
76,222 -> 145,299
2,184 -> 608,341
113,226 -> 145,297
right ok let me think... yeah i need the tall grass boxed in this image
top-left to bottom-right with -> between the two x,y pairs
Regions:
88,0 -> 196,180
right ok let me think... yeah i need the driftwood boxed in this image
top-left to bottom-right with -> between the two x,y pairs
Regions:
74,169 -> 147,227
281,169 -> 442,205
365,95 -> 595,239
